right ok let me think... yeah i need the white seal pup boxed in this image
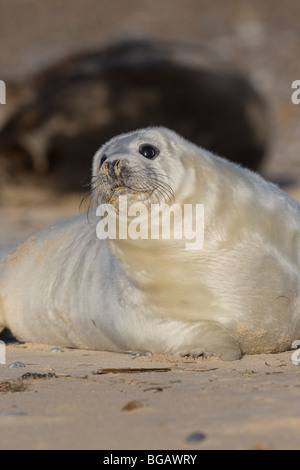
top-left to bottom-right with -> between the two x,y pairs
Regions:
1,126 -> 300,360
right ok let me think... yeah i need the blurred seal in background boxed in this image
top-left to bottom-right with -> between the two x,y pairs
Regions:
0,38 -> 269,191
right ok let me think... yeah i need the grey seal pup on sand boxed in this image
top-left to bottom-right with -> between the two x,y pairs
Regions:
1,127 -> 300,360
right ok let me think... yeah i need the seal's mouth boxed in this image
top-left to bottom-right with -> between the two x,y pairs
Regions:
105,184 -> 153,207
91,162 -> 174,208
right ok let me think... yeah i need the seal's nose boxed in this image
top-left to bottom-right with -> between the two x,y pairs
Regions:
102,158 -> 123,177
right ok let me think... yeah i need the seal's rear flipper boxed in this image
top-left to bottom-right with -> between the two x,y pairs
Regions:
178,321 -> 242,361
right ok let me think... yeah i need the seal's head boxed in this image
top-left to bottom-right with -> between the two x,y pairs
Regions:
92,127 -> 198,208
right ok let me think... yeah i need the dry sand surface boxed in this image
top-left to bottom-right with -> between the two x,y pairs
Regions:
1,344 -> 300,450
1,0 -> 300,451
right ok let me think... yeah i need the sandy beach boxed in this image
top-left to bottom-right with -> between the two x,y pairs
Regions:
1,343 -> 300,450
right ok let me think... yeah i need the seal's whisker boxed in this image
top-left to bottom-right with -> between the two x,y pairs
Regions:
153,185 -> 173,204
137,175 -> 175,200
130,168 -> 174,185
79,190 -> 97,226
129,171 -> 175,197
135,179 -> 172,204
126,177 -> 174,204
149,180 -> 175,204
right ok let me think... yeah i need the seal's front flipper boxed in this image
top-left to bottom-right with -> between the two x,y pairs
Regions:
178,321 -> 242,361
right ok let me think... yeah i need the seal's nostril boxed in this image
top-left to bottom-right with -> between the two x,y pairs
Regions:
100,154 -> 108,166
100,157 -> 126,177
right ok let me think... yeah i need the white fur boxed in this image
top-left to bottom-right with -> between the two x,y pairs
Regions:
1,127 -> 300,359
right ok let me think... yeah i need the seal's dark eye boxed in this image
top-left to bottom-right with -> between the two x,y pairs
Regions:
139,144 -> 159,159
